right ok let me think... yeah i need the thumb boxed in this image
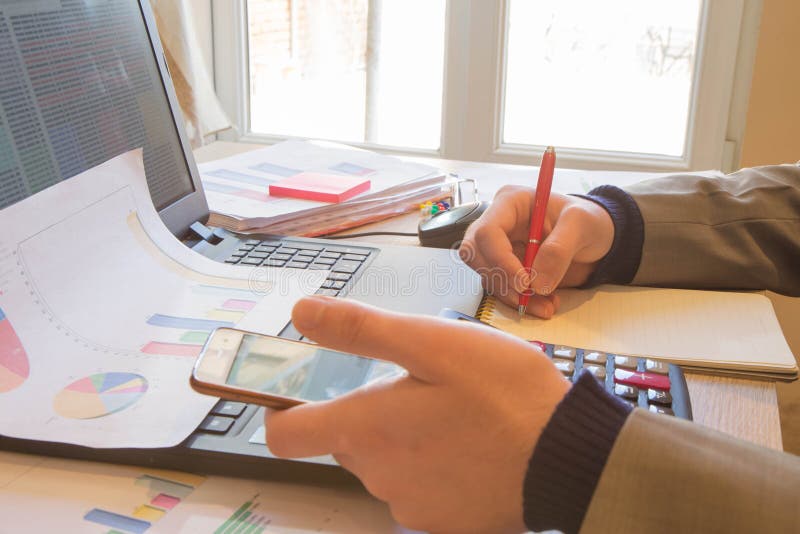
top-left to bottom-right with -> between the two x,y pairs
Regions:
292,296 -> 446,382
529,208 -> 587,294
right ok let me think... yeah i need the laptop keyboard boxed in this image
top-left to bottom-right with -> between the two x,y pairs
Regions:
223,238 -> 376,298
193,239 -> 378,439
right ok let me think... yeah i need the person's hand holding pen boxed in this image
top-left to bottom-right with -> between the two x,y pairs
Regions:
459,174 -> 615,318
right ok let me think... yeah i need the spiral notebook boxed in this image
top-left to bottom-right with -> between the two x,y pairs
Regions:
475,286 -> 798,381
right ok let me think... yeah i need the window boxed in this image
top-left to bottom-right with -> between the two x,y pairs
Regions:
214,0 -> 753,171
503,0 -> 701,156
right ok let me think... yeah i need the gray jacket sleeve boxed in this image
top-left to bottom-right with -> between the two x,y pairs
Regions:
581,410 -> 800,532
626,164 -> 800,295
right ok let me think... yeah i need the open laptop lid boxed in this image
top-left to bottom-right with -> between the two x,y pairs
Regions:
0,0 -> 210,238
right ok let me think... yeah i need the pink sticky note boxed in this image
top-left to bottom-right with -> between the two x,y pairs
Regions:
269,172 -> 371,203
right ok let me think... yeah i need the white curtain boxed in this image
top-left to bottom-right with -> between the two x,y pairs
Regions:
149,0 -> 231,147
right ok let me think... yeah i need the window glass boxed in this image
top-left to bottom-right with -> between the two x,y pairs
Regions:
503,0 -> 702,156
247,0 -> 445,150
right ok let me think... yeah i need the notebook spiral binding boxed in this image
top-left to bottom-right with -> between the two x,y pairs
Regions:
475,294 -> 497,324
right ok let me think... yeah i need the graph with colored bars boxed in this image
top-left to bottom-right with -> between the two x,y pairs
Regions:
202,160 -> 376,206
83,472 -> 205,533
141,285 -> 259,358
215,494 -> 271,534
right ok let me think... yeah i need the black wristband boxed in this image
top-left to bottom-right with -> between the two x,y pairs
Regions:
522,371 -> 633,534
573,185 -> 644,286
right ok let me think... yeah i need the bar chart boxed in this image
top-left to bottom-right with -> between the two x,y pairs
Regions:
140,285 -> 260,358
214,494 -> 270,534
83,471 -> 205,533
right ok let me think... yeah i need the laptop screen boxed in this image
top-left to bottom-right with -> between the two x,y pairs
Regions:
0,0 -> 197,215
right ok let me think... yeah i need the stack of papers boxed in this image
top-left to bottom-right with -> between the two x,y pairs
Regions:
198,140 -> 451,237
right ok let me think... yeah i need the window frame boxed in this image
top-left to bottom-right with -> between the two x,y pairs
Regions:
213,0 -> 756,172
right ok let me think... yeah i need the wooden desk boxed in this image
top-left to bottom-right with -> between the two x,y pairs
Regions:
194,141 -> 784,452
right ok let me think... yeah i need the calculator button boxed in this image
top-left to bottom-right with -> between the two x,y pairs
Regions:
224,258 -> 240,264
649,405 -> 675,416
554,360 -> 575,376
314,257 -> 337,266
240,258 -> 262,266
320,251 -> 342,259
271,253 -> 293,261
308,264 -> 330,270
211,401 -> 247,418
552,346 -> 576,360
614,369 -> 671,391
278,247 -> 299,254
583,351 -> 607,365
263,259 -> 287,267
529,340 -> 547,353
291,255 -> 313,263
315,289 -> 340,297
614,384 -> 639,399
286,262 -> 309,269
329,272 -> 351,282
647,389 -> 673,406
614,356 -> 638,369
584,364 -> 606,379
198,415 -> 234,435
645,359 -> 670,375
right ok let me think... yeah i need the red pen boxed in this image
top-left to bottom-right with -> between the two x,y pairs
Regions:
518,146 -> 556,316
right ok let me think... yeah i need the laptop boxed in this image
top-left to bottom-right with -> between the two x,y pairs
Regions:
0,0 -> 481,482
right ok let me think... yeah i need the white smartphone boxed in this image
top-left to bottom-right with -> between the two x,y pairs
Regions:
190,328 -> 404,409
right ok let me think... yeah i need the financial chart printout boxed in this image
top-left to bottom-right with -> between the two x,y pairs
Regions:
0,150 -> 324,448
0,0 -> 194,210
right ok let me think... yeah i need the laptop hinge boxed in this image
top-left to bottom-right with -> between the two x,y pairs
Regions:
189,221 -> 223,245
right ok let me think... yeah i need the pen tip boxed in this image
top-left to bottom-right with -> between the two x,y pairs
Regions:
545,146 -> 555,153
518,305 -> 526,317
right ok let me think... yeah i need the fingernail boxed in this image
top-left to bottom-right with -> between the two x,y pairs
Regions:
292,296 -> 333,331
535,280 -> 553,296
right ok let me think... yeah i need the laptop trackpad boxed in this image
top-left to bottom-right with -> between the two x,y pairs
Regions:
345,245 -> 482,317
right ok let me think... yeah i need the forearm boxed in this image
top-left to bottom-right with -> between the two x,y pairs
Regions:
586,164 -> 800,295
629,164 -> 800,295
581,410 -> 800,532
523,374 -> 800,533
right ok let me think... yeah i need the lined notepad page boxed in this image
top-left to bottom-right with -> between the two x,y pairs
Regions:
484,286 -> 797,372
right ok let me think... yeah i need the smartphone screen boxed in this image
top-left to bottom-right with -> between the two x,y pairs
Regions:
222,334 -> 403,402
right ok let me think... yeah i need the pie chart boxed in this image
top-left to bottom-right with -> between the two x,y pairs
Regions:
0,307 -> 29,393
54,372 -> 148,419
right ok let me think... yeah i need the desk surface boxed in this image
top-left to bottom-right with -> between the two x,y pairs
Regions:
0,142 -> 787,533
195,141 -> 784,452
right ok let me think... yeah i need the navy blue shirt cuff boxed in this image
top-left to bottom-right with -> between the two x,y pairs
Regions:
573,185 -> 645,287
522,371 -> 633,534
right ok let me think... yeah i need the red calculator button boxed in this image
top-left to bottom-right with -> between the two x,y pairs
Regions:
614,369 -> 671,391
530,340 -> 547,353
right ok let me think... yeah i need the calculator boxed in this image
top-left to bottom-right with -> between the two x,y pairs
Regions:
439,309 -> 692,420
